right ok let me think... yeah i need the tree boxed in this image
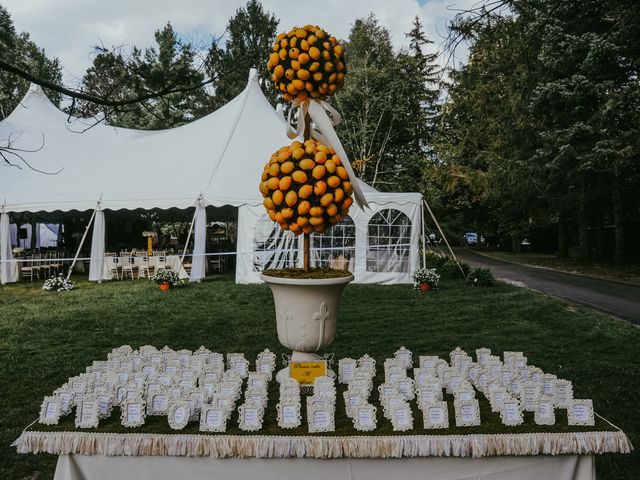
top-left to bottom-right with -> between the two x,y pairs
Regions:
0,5 -> 61,120
79,23 -> 211,129
206,0 -> 279,108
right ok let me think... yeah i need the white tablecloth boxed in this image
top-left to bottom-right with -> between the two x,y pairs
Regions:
102,255 -> 188,280
54,454 -> 595,480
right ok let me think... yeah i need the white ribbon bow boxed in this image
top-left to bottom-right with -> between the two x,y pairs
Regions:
286,98 -> 368,209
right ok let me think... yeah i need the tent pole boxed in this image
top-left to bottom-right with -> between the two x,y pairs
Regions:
422,198 -> 467,279
181,206 -> 198,264
67,206 -> 98,281
420,200 -> 427,269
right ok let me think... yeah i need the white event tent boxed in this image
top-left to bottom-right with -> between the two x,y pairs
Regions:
0,70 -> 424,285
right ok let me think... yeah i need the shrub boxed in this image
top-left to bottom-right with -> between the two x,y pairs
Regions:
423,251 -> 448,269
467,267 -> 495,287
439,259 -> 471,279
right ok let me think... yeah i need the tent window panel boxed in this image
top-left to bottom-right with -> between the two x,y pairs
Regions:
366,209 -> 411,273
253,215 -> 299,272
311,216 -> 355,272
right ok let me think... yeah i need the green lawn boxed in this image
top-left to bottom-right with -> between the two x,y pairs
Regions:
1,277 -> 638,479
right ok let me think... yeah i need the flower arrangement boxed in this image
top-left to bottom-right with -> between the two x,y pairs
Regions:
42,274 -> 75,292
150,269 -> 183,288
412,268 -> 440,290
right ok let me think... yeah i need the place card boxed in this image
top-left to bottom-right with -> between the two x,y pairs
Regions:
277,401 -> 302,429
39,396 -> 62,425
567,399 -> 595,426
337,358 -> 356,384
423,400 -> 449,429
244,387 -> 268,408
509,378 -> 522,398
148,391 -> 170,415
500,367 -> 514,388
413,368 -> 434,387
382,393 -> 406,418
394,346 -> 413,368
357,354 -> 376,373
419,355 -> 440,370
377,383 -> 399,400
75,395 -> 100,429
248,372 -> 269,392
542,374 -> 558,397
396,377 -> 416,400
256,348 -> 277,368
500,399 -> 524,426
476,348 -> 491,366
227,353 -> 249,378
521,381 -> 541,411
467,363 -> 480,383
188,390 -> 206,420
489,386 -> 509,413
390,404 -> 413,431
386,366 -> 406,384
503,351 -> 524,367
168,401 -> 190,430
454,399 -> 481,427
176,349 -> 192,366
308,403 -> 335,433
121,399 -> 146,428
534,397 -> 556,425
453,383 -> 476,402
449,347 -> 467,367
96,393 -> 113,419
343,391 -> 366,418
146,380 -> 162,399
279,378 -> 301,401
238,403 -> 264,431
443,371 -> 464,394
212,394 -> 234,413
554,379 -> 574,408
200,405 -> 228,432
416,385 -> 443,406
54,388 -> 75,415
353,404 -> 377,431
529,367 -> 543,385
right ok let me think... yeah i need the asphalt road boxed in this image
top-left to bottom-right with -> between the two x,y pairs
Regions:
452,248 -> 640,325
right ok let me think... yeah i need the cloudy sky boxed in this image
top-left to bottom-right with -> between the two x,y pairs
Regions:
3,0 -> 475,85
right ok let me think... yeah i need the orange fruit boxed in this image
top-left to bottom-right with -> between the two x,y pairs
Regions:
296,69 -> 310,80
292,147 -> 306,160
309,62 -> 320,72
297,200 -> 311,215
268,209 -> 278,221
285,190 -> 298,207
279,176 -> 292,190
303,225 -> 314,235
332,154 -> 341,165
282,93 -> 293,101
305,142 -> 317,154
281,207 -> 294,219
299,158 -> 315,170
309,46 -> 321,60
298,53 -> 310,64
297,215 -> 309,226
267,177 -> 280,190
269,52 -> 279,66
336,166 -> 348,180
309,206 -> 324,217
268,163 -> 280,177
292,79 -> 305,90
315,151 -> 327,164
325,159 -> 336,173
292,171 -> 308,183
279,49 -> 287,61
272,190 -> 284,206
280,222 -> 290,230
328,84 -> 337,94
307,34 -> 317,45
314,181 -> 327,196
296,92 -> 308,101
289,48 -> 300,59
333,187 -> 344,203
298,184 -> 313,198
305,81 -> 314,92
285,68 -> 295,80
342,197 -> 353,209
280,38 -> 288,48
259,182 -> 269,195
342,181 -> 353,194
287,83 -> 298,95
309,216 -> 325,226
326,203 -> 338,216
324,62 -> 334,72
313,72 -> 323,82
291,60 -> 301,70
281,161 -> 295,174
320,193 -> 334,207
327,175 -> 340,188
333,45 -> 344,57
312,165 -> 326,179
295,28 -> 307,39
263,197 -> 275,210
300,39 -> 309,51
289,223 -> 301,234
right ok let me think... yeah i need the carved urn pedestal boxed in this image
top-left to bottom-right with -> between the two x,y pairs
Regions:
260,273 -> 354,383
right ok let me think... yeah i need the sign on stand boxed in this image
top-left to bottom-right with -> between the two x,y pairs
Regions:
290,361 -> 327,386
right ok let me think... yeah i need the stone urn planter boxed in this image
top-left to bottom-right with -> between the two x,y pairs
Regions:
261,273 -> 354,382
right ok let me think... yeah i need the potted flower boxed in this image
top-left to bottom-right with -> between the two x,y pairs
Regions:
150,270 -> 182,290
42,274 -> 75,292
412,268 -> 440,291
260,24 -> 364,381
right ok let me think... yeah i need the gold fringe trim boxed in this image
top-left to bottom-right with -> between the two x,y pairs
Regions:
12,430 -> 633,459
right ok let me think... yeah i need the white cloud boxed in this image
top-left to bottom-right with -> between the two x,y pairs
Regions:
3,0 -> 476,84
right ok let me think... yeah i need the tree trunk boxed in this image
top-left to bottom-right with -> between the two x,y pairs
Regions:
511,232 -> 522,255
557,209 -> 569,258
577,186 -> 590,260
612,182 -> 624,264
594,206 -> 605,261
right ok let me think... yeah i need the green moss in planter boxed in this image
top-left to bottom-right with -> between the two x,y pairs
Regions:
262,268 -> 352,279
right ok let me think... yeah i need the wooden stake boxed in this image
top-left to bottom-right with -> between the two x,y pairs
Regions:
303,111 -> 311,272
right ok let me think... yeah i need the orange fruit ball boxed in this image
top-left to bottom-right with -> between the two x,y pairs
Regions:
298,184 -> 313,198
285,190 -> 298,207
312,165 -> 326,179
314,181 -> 327,196
299,158 -> 315,170
281,207 -> 294,219
327,175 -> 340,188
297,200 -> 311,215
281,161 -> 295,174
267,177 -> 280,190
325,159 -> 336,173
263,197 -> 275,210
272,190 -> 284,206
269,163 -> 280,177
336,166 -> 348,180
292,170 -> 308,183
279,176 -> 292,190
320,193 -> 334,207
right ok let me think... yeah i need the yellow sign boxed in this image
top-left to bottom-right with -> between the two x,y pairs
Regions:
289,361 -> 327,386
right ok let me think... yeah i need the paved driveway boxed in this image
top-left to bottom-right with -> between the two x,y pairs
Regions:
452,248 -> 640,325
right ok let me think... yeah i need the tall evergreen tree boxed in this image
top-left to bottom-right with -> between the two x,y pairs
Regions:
206,0 -> 279,108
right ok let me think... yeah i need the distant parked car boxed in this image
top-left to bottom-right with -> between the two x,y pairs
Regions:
463,232 -> 478,246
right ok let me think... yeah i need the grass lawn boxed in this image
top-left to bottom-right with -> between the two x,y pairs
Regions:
477,249 -> 640,285
1,276 -> 638,479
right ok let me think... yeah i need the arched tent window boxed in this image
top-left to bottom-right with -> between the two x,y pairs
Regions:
311,216 -> 355,272
367,209 -> 411,273
253,215 -> 299,272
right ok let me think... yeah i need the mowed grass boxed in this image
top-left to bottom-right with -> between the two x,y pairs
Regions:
0,276 -> 638,479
